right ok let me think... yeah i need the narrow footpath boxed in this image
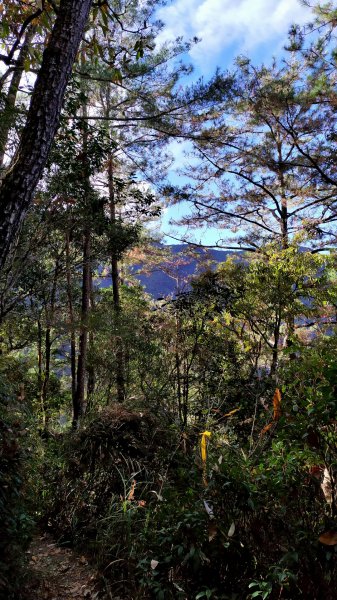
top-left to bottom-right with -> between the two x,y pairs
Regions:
25,533 -> 104,599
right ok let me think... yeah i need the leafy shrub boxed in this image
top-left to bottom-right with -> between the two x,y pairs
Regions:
0,412 -> 33,599
42,406 -> 178,596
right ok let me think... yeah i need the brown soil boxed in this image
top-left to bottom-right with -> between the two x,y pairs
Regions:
25,533 -> 105,599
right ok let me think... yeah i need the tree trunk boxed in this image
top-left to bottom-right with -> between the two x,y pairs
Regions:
73,98 -> 91,428
0,26 -> 36,170
41,326 -> 51,429
87,330 -> 95,405
65,231 -> 76,410
87,270 -> 96,408
73,227 -> 91,428
108,158 -> 120,308
41,255 -> 60,430
108,156 -> 125,402
175,311 -> 184,425
0,0 -> 92,270
37,319 -> 47,428
270,317 -> 281,377
279,165 -> 296,353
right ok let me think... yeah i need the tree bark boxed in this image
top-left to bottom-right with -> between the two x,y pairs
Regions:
0,0 -> 92,270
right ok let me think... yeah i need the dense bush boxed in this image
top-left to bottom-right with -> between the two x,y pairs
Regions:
135,417 -> 337,599
38,331 -> 337,599
0,411 -> 33,599
40,406 -> 179,595
0,354 -> 35,598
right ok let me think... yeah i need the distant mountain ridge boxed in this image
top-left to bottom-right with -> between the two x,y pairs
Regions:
133,244 -> 237,298
99,244 -> 238,299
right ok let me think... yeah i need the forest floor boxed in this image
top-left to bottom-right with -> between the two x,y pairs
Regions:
24,533 -> 104,599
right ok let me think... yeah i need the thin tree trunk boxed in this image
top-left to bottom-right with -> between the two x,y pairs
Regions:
270,317 -> 281,377
73,100 -> 91,428
175,351 -> 183,423
87,330 -> 95,404
73,227 -> 91,428
279,190 -> 295,349
175,311 -> 183,424
41,256 -> 60,430
182,367 -> 189,429
0,0 -> 92,270
65,231 -> 76,411
108,158 -> 120,308
37,319 -> 47,429
87,270 -> 95,408
0,26 -> 36,170
278,141 -> 295,357
108,156 -> 125,402
41,326 -> 51,429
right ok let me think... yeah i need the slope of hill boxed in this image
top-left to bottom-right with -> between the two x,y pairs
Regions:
99,244 -> 238,299
133,244 -> 236,298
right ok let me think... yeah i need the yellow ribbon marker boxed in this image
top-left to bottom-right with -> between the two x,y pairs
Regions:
201,431 -> 212,462
200,431 -> 212,486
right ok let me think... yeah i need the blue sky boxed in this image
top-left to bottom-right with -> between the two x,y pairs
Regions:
153,0 -> 313,246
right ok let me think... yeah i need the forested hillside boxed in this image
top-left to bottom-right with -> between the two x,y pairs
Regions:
1,1 -> 337,599
99,245 -> 236,298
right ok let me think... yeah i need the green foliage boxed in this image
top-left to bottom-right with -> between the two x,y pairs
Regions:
39,406 -> 177,595
0,369 -> 34,598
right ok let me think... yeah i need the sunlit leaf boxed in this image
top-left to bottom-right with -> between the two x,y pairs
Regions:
223,407 -> 240,418
127,479 -> 136,501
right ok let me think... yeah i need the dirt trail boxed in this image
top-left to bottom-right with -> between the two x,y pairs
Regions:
25,533 -> 104,599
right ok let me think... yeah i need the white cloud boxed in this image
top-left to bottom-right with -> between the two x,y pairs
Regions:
157,0 -> 312,71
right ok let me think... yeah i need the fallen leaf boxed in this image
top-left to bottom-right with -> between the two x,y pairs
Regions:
151,559 -> 159,570
260,422 -> 273,435
318,530 -> 337,545
223,407 -> 241,418
228,522 -> 235,537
